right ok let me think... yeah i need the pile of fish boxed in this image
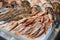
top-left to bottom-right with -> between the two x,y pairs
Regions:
0,0 -> 60,39
0,9 -> 54,38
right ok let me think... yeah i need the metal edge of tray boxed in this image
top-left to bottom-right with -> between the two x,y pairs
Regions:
47,22 -> 58,40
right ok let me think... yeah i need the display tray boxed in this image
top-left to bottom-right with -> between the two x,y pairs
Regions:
0,6 -> 57,40
0,22 -> 57,40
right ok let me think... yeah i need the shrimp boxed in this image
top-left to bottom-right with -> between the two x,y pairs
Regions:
20,25 -> 32,35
